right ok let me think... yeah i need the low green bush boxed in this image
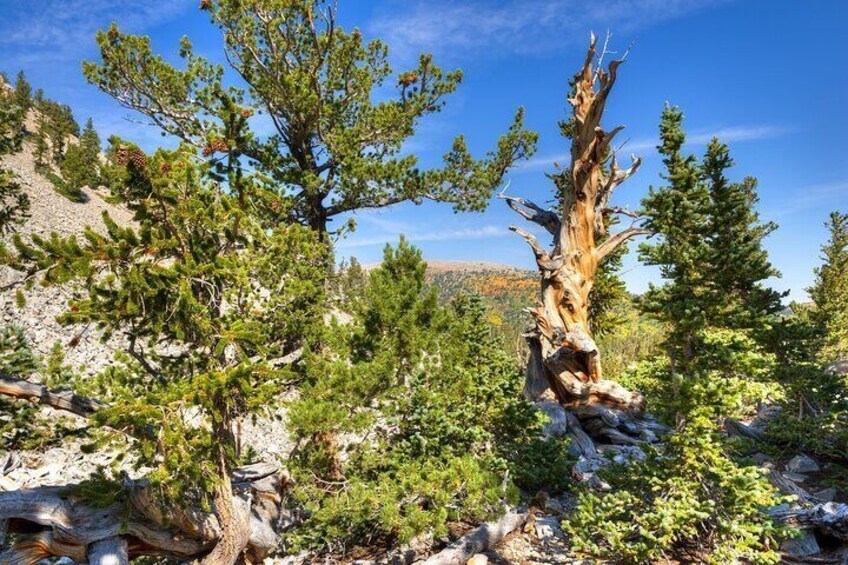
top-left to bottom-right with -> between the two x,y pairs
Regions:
44,170 -> 87,203
565,415 -> 791,564
285,239 -> 572,553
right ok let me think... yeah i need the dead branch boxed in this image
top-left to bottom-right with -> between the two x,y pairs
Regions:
420,509 -> 527,565
596,226 -> 652,259
497,187 -> 560,235
0,374 -> 103,418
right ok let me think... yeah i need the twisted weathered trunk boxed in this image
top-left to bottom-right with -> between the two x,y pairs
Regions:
503,34 -> 652,452
0,380 -> 280,565
0,463 -> 283,565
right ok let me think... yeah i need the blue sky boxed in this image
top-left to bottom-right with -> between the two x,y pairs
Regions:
1,0 -> 846,301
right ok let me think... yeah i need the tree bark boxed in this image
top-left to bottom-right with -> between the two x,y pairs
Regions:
88,537 -> 129,565
503,34 -> 651,444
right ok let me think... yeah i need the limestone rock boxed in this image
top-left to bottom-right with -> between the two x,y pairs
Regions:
533,516 -> 563,540
786,454 -> 820,474
813,487 -> 837,502
781,530 -> 820,558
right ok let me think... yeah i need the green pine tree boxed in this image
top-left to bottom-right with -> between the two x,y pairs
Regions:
638,105 -> 713,370
83,0 -> 536,237
80,117 -> 101,159
55,143 -> 91,201
13,70 -> 32,113
702,138 -> 784,338
0,85 -> 30,232
287,238 -> 568,550
589,215 -> 631,338
808,211 -> 848,361
13,142 -> 328,559
57,118 -> 101,198
33,113 -> 48,170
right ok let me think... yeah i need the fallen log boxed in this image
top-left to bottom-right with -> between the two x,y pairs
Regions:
420,509 -> 527,565
770,502 -> 848,541
767,470 -> 817,504
724,418 -> 766,441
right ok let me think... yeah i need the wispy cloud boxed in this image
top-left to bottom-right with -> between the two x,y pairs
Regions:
519,124 -> 786,171
0,0 -> 193,65
765,180 -> 848,219
338,225 -> 508,248
370,0 -> 730,61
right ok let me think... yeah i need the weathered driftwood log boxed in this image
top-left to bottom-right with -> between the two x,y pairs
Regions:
767,470 -> 818,504
0,463 -> 284,565
769,502 -> 848,541
420,509 -> 527,565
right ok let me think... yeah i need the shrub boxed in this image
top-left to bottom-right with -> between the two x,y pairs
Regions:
286,240 -> 571,553
45,169 -> 87,203
564,415 -> 791,564
0,326 -> 73,450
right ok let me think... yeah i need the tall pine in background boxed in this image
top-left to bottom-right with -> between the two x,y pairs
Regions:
13,71 -> 32,114
808,211 -> 848,362
702,138 -> 783,340
0,75 -> 30,232
60,117 -> 102,192
639,105 -> 712,370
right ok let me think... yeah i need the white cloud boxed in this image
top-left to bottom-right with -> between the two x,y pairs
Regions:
765,180 -> 848,219
338,225 -> 508,248
519,124 -> 786,171
370,0 -> 729,62
0,0 -> 194,64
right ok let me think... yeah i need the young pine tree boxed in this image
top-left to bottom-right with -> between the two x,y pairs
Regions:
808,211 -> 848,361
33,113 -> 49,169
13,70 -> 32,113
287,239 -> 568,551
702,138 -> 784,338
80,117 -> 101,160
639,105 -> 713,370
59,119 -> 101,196
0,85 -> 30,232
83,0 -> 536,237
589,216 -> 631,339
13,144 -> 328,561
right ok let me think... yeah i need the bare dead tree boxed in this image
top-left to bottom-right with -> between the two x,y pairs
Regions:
501,34 -> 657,453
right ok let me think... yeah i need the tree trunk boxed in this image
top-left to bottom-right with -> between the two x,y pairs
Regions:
88,537 -> 129,565
502,34 -> 651,447
198,417 -> 252,565
0,463 -> 283,564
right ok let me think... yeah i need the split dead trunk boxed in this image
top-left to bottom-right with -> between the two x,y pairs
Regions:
502,34 -> 652,451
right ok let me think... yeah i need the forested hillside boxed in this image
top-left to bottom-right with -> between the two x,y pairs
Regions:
0,2 -> 847,565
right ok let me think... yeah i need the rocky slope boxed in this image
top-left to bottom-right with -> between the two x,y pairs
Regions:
0,143 -> 135,373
